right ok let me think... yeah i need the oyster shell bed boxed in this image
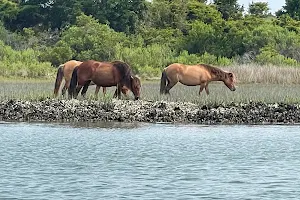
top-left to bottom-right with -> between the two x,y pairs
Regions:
0,99 -> 300,124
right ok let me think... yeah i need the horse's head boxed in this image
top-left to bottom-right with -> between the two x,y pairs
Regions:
224,72 -> 236,91
130,76 -> 141,100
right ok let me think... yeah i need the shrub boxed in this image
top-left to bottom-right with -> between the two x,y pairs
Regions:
114,43 -> 176,74
255,46 -> 299,66
174,51 -> 233,66
0,40 -> 55,78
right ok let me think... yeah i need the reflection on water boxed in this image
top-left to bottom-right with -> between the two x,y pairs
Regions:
51,121 -> 144,129
1,122 -> 300,200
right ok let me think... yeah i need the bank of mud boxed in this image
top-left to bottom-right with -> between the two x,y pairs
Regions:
0,99 -> 300,124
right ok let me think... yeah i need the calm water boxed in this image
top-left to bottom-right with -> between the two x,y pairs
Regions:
1,122 -> 300,200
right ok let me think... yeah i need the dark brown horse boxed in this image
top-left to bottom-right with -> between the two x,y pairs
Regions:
160,63 -> 236,95
68,60 -> 141,100
54,60 -> 129,97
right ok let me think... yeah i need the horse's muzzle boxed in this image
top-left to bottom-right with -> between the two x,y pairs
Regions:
231,87 -> 236,91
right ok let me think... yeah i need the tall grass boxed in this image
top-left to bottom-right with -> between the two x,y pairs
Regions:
225,63 -> 300,84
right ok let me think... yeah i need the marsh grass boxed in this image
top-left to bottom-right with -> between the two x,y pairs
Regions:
228,63 -> 300,84
1,64 -> 300,104
141,82 -> 300,104
1,80 -> 300,104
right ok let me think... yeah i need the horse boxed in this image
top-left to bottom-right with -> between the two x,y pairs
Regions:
160,63 -> 236,95
68,60 -> 141,100
53,60 -> 129,97
54,60 -> 82,97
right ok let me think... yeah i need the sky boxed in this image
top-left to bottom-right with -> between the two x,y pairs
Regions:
238,0 -> 286,14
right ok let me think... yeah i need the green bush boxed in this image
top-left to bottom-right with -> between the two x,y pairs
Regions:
137,65 -> 161,78
114,43 -> 176,73
174,51 -> 233,66
255,46 -> 299,66
0,40 -> 55,78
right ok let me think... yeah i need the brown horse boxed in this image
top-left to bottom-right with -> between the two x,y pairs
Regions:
68,60 -> 141,100
160,63 -> 236,95
54,60 -> 129,97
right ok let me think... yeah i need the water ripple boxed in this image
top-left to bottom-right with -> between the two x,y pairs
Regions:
1,123 -> 300,199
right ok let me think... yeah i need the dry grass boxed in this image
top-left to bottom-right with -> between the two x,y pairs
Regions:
227,63 -> 300,84
1,64 -> 300,104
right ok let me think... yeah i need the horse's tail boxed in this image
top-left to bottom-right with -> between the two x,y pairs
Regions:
160,69 -> 168,94
68,66 -> 78,98
53,64 -> 64,97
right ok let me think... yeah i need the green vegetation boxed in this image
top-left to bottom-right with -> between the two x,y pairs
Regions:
0,0 -> 300,80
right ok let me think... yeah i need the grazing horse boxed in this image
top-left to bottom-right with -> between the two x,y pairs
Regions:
160,63 -> 236,95
53,60 -> 129,97
68,60 -> 141,100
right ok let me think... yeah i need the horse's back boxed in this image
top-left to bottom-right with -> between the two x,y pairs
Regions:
63,60 -> 83,80
76,60 -> 118,87
64,60 -> 82,69
94,62 -> 120,86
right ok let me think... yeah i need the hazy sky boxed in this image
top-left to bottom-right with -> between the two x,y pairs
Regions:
238,0 -> 286,13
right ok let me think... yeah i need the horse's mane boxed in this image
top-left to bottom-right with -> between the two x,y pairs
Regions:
111,60 -> 133,79
199,64 -> 226,78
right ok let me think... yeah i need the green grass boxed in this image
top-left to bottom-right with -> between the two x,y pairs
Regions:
1,80 -> 300,104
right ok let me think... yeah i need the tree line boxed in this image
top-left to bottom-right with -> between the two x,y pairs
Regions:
0,0 -> 300,78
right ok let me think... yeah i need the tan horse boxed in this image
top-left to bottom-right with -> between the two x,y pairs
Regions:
54,60 -> 82,97
53,60 -> 129,97
160,63 -> 236,95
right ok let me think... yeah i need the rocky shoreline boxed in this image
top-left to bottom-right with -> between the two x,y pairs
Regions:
0,99 -> 300,124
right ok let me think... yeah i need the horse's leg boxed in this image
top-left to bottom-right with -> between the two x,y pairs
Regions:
61,81 -> 68,97
113,88 -> 118,98
204,84 -> 210,95
199,84 -> 205,95
114,84 -> 122,99
165,81 -> 177,94
94,86 -> 100,98
74,85 -> 83,98
61,86 -> 67,97
102,87 -> 107,96
81,80 -> 91,98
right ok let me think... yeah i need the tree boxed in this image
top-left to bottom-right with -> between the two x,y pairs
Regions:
248,1 -> 270,17
183,21 -> 216,54
187,0 -> 223,25
3,0 -> 82,31
213,0 -> 243,20
275,14 -> 300,33
0,0 -> 19,24
277,0 -> 300,20
143,0 -> 191,31
82,0 -> 147,34
41,14 -> 129,65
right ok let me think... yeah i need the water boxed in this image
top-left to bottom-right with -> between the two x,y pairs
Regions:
1,122 -> 300,200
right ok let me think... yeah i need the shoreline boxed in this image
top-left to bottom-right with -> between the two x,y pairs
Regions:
0,99 -> 300,125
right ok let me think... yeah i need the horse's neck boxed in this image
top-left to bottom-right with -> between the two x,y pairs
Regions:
211,69 -> 226,81
121,77 -> 132,90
